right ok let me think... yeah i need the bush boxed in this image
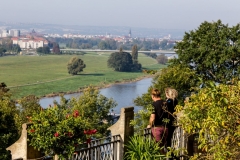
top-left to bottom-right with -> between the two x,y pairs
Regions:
28,105 -> 93,158
125,135 -> 165,160
178,81 -> 240,159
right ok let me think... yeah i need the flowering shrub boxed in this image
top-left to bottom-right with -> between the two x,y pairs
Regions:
28,86 -> 116,158
28,105 -> 96,158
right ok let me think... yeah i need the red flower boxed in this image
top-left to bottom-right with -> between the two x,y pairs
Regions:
86,138 -> 91,144
30,129 -> 35,133
68,132 -> 73,138
83,129 -> 97,135
54,132 -> 59,137
73,110 -> 79,117
91,129 -> 97,134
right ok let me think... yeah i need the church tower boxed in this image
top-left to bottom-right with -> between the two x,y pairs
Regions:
128,28 -> 132,38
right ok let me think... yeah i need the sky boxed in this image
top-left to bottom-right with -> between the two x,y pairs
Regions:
0,0 -> 240,31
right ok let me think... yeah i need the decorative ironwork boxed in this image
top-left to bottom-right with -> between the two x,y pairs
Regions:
72,135 -> 121,160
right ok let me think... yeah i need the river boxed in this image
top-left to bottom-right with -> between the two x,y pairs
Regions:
39,78 -> 153,114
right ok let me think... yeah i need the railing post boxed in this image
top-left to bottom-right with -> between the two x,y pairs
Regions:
6,123 -> 42,160
108,107 -> 134,160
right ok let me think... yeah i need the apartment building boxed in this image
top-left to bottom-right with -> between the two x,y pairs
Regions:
0,29 -> 20,37
12,36 -> 48,49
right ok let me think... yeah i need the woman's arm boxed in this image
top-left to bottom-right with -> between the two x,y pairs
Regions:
147,114 -> 155,128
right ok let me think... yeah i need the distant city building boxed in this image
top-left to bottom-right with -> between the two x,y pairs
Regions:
128,29 -> 131,38
12,29 -> 48,49
0,29 -> 20,37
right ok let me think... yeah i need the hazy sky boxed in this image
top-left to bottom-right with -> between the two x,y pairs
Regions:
1,0 -> 239,31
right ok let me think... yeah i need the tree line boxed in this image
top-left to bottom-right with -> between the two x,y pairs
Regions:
51,37 -> 175,51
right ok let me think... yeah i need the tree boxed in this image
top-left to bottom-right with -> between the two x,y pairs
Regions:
107,52 -> 133,72
98,41 -> 107,50
0,83 -> 19,159
0,82 -> 9,98
36,46 -> 50,54
12,44 -> 21,53
177,81 -> 240,159
17,95 -> 42,130
52,42 -> 61,54
159,39 -> 168,50
98,39 -> 117,50
106,39 -> 117,50
173,20 -> 240,83
131,45 -> 142,71
67,57 -> 86,75
131,44 -> 138,63
156,54 -> 168,65
0,48 -> 7,57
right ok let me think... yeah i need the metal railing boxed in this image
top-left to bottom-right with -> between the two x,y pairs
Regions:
144,126 -> 189,159
72,134 -> 121,160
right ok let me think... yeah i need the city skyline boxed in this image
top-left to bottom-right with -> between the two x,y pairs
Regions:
0,0 -> 239,32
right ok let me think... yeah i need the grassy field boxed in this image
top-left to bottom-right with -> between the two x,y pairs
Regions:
0,52 -> 166,99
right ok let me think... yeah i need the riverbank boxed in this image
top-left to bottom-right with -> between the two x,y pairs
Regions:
41,74 -> 155,99
39,76 -> 154,112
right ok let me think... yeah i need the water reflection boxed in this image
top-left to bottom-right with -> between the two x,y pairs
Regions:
39,78 -> 153,113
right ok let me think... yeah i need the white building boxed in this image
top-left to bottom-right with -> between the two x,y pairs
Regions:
12,37 -> 48,49
0,29 -> 20,37
10,30 -> 20,37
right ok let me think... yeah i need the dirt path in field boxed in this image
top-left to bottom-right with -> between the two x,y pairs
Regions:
8,76 -> 75,88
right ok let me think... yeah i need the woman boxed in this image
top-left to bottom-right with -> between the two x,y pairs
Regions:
165,88 -> 178,149
147,88 -> 169,154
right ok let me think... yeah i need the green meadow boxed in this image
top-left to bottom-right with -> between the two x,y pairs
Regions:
0,52 -> 166,99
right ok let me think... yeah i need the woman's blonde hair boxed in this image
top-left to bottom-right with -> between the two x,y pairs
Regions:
165,88 -> 178,99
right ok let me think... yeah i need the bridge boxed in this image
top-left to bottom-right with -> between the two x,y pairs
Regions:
60,49 -> 176,54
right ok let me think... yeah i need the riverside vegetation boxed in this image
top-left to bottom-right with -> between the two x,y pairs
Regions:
0,52 -> 165,100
